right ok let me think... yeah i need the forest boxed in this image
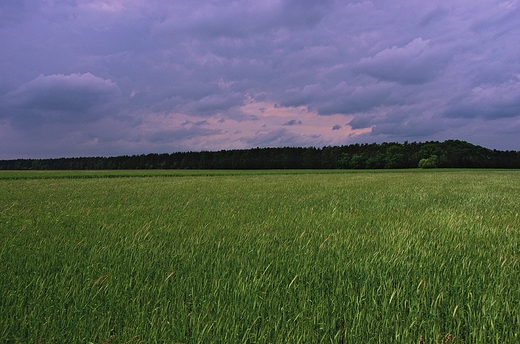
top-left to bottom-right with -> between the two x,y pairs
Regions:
1,140 -> 519,170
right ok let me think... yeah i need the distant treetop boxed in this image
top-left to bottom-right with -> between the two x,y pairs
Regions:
1,140 -> 519,170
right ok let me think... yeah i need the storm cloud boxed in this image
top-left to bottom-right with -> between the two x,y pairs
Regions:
1,73 -> 122,128
1,0 -> 519,158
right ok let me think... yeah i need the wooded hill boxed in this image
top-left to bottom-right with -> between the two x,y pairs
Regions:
1,140 -> 519,170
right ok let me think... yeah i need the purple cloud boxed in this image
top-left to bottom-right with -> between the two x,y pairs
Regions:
352,38 -> 451,85
419,6 -> 449,27
283,119 -> 302,126
1,73 -> 122,128
1,0 -> 520,158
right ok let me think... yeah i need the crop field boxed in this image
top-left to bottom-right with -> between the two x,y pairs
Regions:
1,169 -> 519,343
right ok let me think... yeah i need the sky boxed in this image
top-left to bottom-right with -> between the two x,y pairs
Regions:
1,0 -> 520,159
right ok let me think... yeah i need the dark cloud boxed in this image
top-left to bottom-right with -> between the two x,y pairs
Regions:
312,81 -> 400,115
283,119 -> 302,126
348,115 -> 375,130
153,0 -> 332,40
444,81 -> 520,119
185,92 -> 245,116
352,38 -> 451,85
332,124 -> 341,131
0,73 -> 122,129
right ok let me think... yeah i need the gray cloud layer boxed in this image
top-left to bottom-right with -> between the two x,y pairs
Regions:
1,0 -> 519,158
1,73 -> 122,128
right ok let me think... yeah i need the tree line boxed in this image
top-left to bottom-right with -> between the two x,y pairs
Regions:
1,140 -> 519,170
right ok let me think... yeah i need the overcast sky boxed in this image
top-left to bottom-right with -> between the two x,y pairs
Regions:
1,0 -> 520,159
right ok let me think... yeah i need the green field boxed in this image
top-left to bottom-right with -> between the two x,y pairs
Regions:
1,170 -> 519,343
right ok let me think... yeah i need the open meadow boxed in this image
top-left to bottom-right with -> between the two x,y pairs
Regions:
1,169 -> 519,343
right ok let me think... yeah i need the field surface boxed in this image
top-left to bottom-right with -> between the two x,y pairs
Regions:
1,170 -> 519,343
